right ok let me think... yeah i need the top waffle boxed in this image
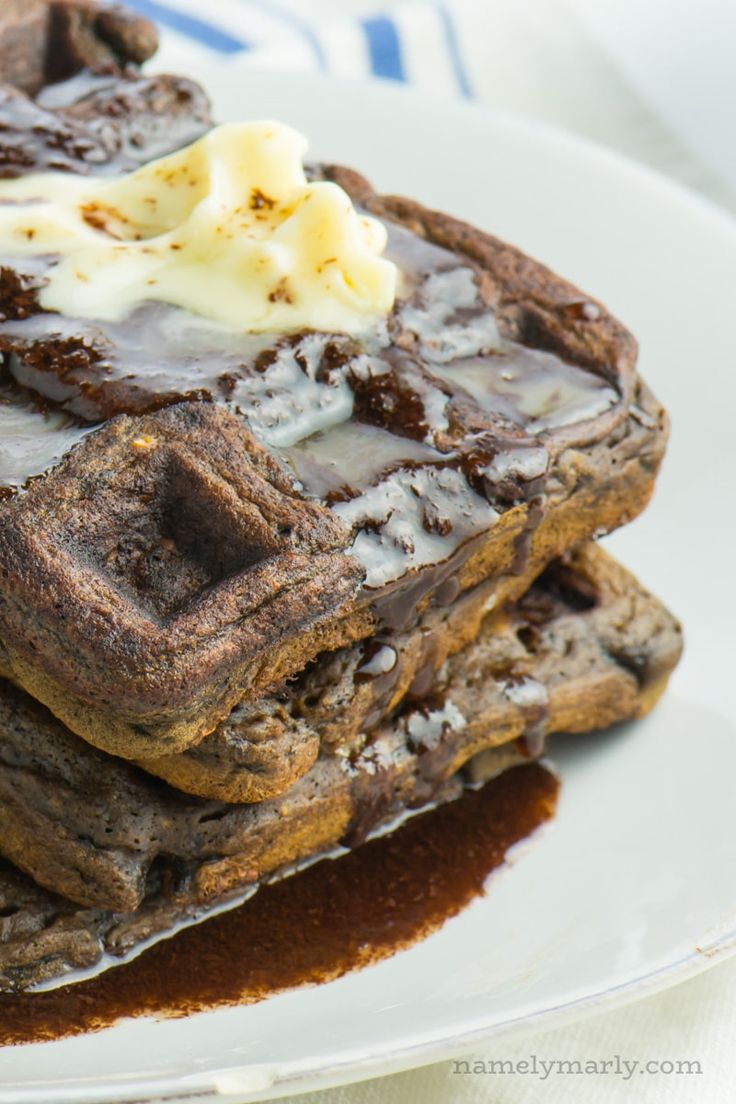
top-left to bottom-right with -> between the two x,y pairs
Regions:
0,55 -> 668,758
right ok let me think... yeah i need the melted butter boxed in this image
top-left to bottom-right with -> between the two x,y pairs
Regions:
228,332 -> 358,448
430,348 -> 620,432
0,383 -> 91,496
406,697 -> 467,749
0,122 -> 397,333
399,266 -> 504,362
333,464 -> 497,589
285,421 -> 445,501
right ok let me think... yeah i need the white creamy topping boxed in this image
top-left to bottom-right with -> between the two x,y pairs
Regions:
482,445 -> 549,484
0,121 -> 397,333
400,267 -> 504,362
502,677 -> 548,710
332,466 -> 498,589
406,699 -> 467,747
235,333 -> 356,447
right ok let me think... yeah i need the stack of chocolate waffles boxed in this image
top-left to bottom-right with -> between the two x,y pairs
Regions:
0,2 -> 681,991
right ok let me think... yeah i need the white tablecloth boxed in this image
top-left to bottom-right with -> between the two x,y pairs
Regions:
128,2 -> 736,1098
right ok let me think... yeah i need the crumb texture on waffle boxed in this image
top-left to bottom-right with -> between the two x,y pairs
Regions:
0,544 -> 682,931
0,67 -> 668,759
0,402 -> 366,758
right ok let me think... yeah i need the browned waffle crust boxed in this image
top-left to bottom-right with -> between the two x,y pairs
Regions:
0,68 -> 669,759
0,6 -> 682,1002
0,404 -> 366,758
0,546 -> 682,941
0,1 -> 157,96
135,550 -> 551,803
0,546 -> 682,991
0,387 -> 665,759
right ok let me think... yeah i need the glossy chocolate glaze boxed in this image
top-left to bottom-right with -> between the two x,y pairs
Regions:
0,72 -> 622,607
0,761 -> 558,1046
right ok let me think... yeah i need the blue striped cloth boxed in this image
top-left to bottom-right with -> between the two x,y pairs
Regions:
122,0 -> 475,99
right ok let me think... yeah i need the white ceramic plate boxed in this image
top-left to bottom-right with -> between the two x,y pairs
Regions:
1,67 -> 735,1104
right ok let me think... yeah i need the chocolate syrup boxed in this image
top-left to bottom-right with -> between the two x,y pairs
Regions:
0,762 -> 558,1047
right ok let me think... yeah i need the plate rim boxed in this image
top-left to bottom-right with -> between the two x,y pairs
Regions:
2,65 -> 736,1104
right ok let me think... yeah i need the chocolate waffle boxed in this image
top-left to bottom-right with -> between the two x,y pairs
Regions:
0,545 -> 682,992
0,0 -> 684,1016
136,548 -> 550,803
0,546 -> 682,953
0,0 -> 157,97
0,67 -> 668,760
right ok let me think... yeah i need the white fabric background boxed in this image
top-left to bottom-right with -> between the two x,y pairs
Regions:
128,1 -> 736,1098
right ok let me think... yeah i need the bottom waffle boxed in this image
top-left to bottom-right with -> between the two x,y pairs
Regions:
0,544 -> 681,991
